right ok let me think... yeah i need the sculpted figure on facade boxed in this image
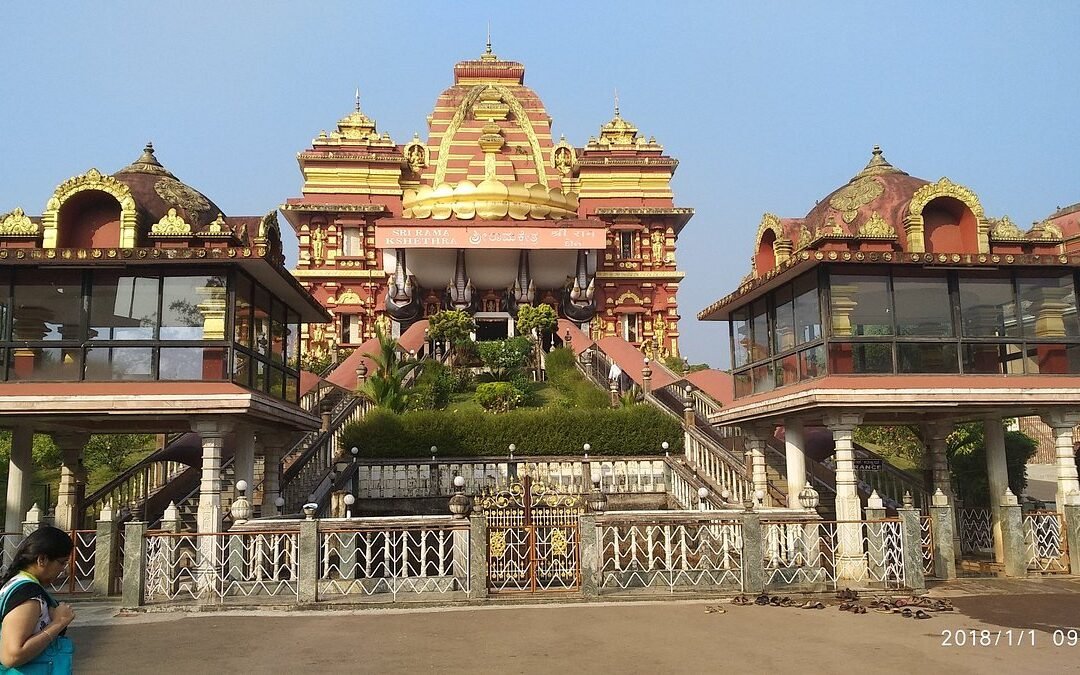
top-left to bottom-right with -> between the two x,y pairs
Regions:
651,231 -> 665,265
310,227 -> 327,266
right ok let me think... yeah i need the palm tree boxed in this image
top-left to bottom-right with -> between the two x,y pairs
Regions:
356,327 -> 423,413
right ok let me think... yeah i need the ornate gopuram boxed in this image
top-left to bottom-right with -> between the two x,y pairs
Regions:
0,144 -> 328,534
282,44 -> 691,360
699,146 -> 1080,577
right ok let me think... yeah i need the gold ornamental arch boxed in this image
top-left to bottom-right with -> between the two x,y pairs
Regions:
904,177 -> 989,254
40,168 -> 139,248
751,212 -> 791,278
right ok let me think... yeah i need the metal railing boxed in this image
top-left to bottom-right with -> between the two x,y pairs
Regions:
1024,511 -> 1069,573
762,518 -> 907,590
596,514 -> 744,593
958,508 -> 993,555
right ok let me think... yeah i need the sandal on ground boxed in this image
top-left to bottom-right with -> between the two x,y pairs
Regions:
913,610 -> 931,619
705,605 -> 727,614
900,608 -> 913,618
754,594 -> 770,606
780,597 -> 794,607
852,605 -> 867,614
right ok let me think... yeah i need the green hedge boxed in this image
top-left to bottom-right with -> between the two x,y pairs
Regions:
341,406 -> 683,458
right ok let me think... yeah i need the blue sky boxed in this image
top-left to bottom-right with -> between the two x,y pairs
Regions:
2,1 -> 1078,367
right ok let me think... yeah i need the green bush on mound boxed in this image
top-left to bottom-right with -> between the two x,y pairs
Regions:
342,406 -> 683,458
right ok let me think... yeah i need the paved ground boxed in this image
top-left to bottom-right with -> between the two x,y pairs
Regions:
67,579 -> 1080,674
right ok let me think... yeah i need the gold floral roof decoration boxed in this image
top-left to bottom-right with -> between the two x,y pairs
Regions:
908,177 -> 985,219
150,208 -> 192,236
0,208 -> 37,236
402,179 -> 579,220
829,178 -> 885,224
154,176 -> 211,224
1030,220 -> 1064,240
857,211 -> 897,238
988,215 -> 1025,241
796,225 -> 813,250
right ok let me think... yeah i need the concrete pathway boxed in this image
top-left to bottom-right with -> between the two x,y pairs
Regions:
66,579 -> 1080,673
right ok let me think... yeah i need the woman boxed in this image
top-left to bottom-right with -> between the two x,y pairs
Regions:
0,527 -> 75,672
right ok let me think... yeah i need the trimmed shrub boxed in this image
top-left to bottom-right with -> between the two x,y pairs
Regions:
477,337 -> 533,381
474,381 -> 524,413
341,405 -> 682,458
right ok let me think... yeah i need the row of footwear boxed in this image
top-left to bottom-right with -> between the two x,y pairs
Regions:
729,594 -> 826,609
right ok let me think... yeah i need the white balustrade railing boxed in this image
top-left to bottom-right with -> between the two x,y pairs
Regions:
88,460 -> 191,520
597,515 -> 744,593
1024,511 -> 1069,573
144,531 -> 300,604
683,432 -> 750,504
355,458 -> 669,499
762,519 -> 906,590
319,524 -> 470,600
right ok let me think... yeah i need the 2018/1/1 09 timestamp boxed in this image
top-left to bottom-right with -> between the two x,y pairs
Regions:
941,629 -> 1079,647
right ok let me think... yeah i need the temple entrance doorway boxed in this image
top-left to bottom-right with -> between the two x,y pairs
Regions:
474,312 -> 513,341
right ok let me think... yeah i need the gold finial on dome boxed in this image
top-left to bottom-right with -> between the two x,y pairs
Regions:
852,144 -> 906,180
355,88 -> 361,113
117,141 -> 174,176
614,88 -> 620,118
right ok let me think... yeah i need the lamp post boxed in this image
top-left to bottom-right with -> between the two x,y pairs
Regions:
449,475 -> 472,519
343,493 -> 355,519
274,496 -> 285,513
231,480 -> 252,524
350,446 -> 359,459
720,487 -> 731,504
754,489 -> 766,509
431,445 -> 438,463
661,441 -> 669,458
697,486 -> 709,512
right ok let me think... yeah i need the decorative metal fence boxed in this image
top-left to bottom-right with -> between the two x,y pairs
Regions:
1024,511 -> 1069,574
319,525 -> 470,600
597,516 -> 744,593
920,515 -> 935,577
49,530 -> 96,595
959,508 -> 994,555
144,531 -> 300,604
762,519 -> 906,590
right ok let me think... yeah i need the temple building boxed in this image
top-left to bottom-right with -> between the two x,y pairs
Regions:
699,146 -> 1080,569
0,144 -> 328,534
282,43 -> 691,361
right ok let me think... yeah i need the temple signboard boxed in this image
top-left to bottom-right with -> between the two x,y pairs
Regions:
374,224 -> 606,249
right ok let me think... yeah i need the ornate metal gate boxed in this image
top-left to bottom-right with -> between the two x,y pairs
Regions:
480,475 -> 583,593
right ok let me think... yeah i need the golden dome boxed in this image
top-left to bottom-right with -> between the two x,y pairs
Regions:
402,179 -> 579,220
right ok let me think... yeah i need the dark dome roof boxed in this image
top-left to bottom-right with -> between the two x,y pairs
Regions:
803,146 -> 929,237
112,143 -> 224,229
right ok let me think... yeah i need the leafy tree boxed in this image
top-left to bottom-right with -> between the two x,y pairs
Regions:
427,310 -> 476,361
356,327 -> 423,413
947,423 -> 1036,507
516,304 -> 558,377
477,337 -> 533,381
84,434 -> 156,473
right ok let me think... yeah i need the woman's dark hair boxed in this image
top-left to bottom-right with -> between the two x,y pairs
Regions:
0,527 -> 73,586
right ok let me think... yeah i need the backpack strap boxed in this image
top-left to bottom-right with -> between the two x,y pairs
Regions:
0,577 -> 42,621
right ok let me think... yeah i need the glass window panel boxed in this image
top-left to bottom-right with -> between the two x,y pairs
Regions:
962,343 -> 1024,375
829,274 -> 892,337
342,227 -> 362,256
1022,343 -> 1080,374
799,345 -> 826,380
160,347 -> 226,380
254,360 -> 268,392
287,310 -> 301,369
7,347 -> 81,381
89,272 -> 158,340
775,354 -> 798,388
828,342 -> 893,374
958,275 -> 1019,337
731,308 -> 751,368
84,347 -> 153,380
285,374 -> 299,403
734,370 -> 752,398
1017,274 -> 1080,338
752,363 -> 774,394
12,269 -> 83,342
751,300 -> 769,361
772,285 -> 795,354
0,269 -> 11,342
253,285 -> 272,356
897,343 -> 959,374
893,275 -> 953,337
268,367 -> 286,399
793,273 -> 821,345
161,275 -> 226,340
233,273 -> 253,348
270,301 -> 286,364
233,351 -> 251,387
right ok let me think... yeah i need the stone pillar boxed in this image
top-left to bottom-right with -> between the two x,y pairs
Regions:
93,503 -> 118,596
579,513 -> 598,599
232,427 -> 256,502
5,426 -> 33,537
121,521 -> 148,608
641,360 -> 652,396
1040,413 -> 1080,513
983,418 -> 1009,563
194,422 -> 229,534
825,412 -> 865,579
929,490 -> 957,579
682,387 -> 695,427
469,514 -> 489,600
1063,504 -> 1080,575
742,428 -> 770,507
898,504 -> 926,591
864,492 -> 886,582
923,422 -> 961,562
22,503 -> 43,537
53,432 -> 89,531
261,445 -> 283,517
784,421 -> 806,509
298,519 -> 319,603
998,491 -> 1027,578
741,510 -> 764,593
